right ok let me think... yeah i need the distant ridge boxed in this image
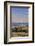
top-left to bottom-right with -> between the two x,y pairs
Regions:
11,23 -> 28,27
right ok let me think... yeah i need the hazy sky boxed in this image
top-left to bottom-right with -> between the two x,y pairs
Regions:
10,7 -> 29,23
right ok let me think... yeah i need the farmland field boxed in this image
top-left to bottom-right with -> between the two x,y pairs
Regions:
10,26 -> 28,37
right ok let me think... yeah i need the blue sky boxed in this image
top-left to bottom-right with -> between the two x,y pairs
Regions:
10,7 -> 29,23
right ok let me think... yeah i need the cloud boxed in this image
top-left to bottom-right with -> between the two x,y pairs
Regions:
11,15 -> 28,23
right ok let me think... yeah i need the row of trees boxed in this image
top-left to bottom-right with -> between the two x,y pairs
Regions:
11,26 -> 28,33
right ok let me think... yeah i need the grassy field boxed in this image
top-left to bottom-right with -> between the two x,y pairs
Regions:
10,26 -> 28,37
11,32 -> 28,37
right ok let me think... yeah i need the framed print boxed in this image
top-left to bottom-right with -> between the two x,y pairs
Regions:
4,1 -> 34,44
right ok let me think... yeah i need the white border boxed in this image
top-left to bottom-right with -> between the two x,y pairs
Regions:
7,3 -> 32,42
